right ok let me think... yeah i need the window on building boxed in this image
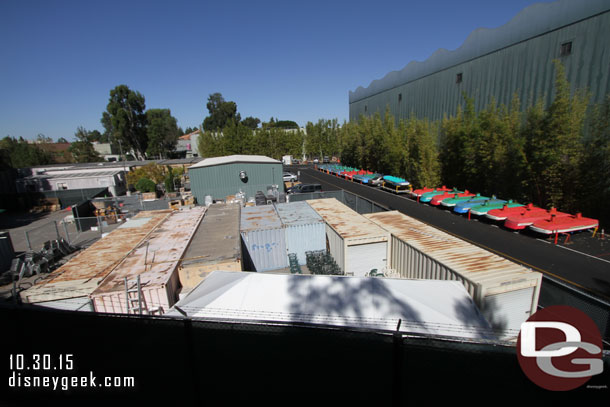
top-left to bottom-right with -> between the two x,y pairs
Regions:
456,73 -> 463,84
398,93 -> 402,103
560,41 -> 572,57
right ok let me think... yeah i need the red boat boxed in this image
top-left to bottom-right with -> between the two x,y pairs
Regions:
486,203 -> 539,222
503,206 -> 567,230
430,190 -> 474,206
409,185 -> 451,199
529,212 -> 599,235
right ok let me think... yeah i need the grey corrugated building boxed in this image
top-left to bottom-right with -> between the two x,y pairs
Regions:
349,0 -> 610,123
188,155 -> 283,203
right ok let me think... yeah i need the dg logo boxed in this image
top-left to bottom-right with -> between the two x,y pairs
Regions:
517,305 -> 604,391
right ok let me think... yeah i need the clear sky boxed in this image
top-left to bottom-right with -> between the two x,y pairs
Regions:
0,0 -> 551,141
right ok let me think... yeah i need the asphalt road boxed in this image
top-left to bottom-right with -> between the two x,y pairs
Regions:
294,166 -> 610,301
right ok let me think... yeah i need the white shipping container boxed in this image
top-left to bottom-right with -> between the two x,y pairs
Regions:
365,211 -> 542,339
307,199 -> 389,276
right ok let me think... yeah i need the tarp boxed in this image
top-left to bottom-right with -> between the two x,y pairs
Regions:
167,271 -> 495,340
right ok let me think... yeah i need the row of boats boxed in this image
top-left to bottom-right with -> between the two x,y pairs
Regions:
410,186 -> 599,235
317,165 -> 413,194
314,165 -> 599,236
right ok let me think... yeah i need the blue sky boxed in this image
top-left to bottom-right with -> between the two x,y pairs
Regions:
0,0 -> 550,141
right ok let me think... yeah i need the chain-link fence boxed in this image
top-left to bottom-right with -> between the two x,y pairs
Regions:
289,189 -> 388,215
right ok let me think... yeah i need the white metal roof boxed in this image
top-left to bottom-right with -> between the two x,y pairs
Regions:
189,155 -> 281,169
166,271 -> 495,340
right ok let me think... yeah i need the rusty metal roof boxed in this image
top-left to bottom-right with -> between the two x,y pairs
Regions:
91,207 -> 206,295
364,211 -> 538,284
20,210 -> 173,303
306,198 -> 388,241
240,205 -> 282,232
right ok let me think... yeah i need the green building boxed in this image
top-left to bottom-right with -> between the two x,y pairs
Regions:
349,0 -> 610,123
188,155 -> 283,202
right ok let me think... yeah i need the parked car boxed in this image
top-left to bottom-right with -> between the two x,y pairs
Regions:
313,158 -> 319,164
286,183 -> 322,194
283,172 -> 298,182
369,175 -> 384,187
323,156 -> 330,163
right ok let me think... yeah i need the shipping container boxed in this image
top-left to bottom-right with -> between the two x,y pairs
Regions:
20,210 -> 173,308
274,201 -> 325,266
90,207 -> 206,314
306,198 -> 389,276
364,211 -> 542,339
178,203 -> 242,293
240,205 -> 287,272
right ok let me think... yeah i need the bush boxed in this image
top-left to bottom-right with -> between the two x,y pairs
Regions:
135,178 -> 157,193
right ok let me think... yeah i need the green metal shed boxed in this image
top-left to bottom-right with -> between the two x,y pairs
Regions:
188,155 -> 283,203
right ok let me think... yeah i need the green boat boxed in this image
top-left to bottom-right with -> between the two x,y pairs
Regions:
469,199 -> 524,216
419,187 -> 460,203
440,193 -> 488,208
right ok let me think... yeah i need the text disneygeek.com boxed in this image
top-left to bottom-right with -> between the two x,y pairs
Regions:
8,354 -> 135,391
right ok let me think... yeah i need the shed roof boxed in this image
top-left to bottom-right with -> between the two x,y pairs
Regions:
240,205 -> 283,232
20,210 -> 172,303
364,211 -> 538,286
274,201 -> 323,226
306,198 -> 388,241
167,271 -> 495,340
181,203 -> 241,267
189,155 -> 281,169
91,207 -> 206,295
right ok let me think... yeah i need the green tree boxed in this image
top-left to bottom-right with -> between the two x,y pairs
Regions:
241,117 -> 261,130
69,126 -> 102,163
135,178 -> 156,193
0,136 -> 53,168
202,93 -> 241,131
146,108 -> 180,158
103,85 -> 148,160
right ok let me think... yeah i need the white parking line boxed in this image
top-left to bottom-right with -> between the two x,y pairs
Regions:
555,244 -> 610,265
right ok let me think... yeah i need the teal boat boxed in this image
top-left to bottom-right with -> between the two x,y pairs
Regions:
469,199 -> 524,216
440,193 -> 488,208
420,188 -> 461,203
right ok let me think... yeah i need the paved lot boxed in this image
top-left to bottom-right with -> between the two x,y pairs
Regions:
296,166 -> 610,300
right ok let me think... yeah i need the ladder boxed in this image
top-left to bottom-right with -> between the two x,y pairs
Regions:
124,276 -> 144,315
124,276 -> 163,315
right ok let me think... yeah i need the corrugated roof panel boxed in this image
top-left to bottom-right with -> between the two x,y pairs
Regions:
91,207 -> 206,295
306,198 -> 388,241
189,155 -> 281,169
240,205 -> 283,232
19,210 -> 173,304
274,201 -> 323,226
364,211 -> 537,284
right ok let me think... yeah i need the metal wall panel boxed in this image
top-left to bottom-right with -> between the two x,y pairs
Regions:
350,6 -> 610,124
325,223 -> 345,273
482,287 -> 536,338
346,242 -> 387,277
189,162 -> 283,203
241,228 -> 288,272
284,223 -> 326,266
